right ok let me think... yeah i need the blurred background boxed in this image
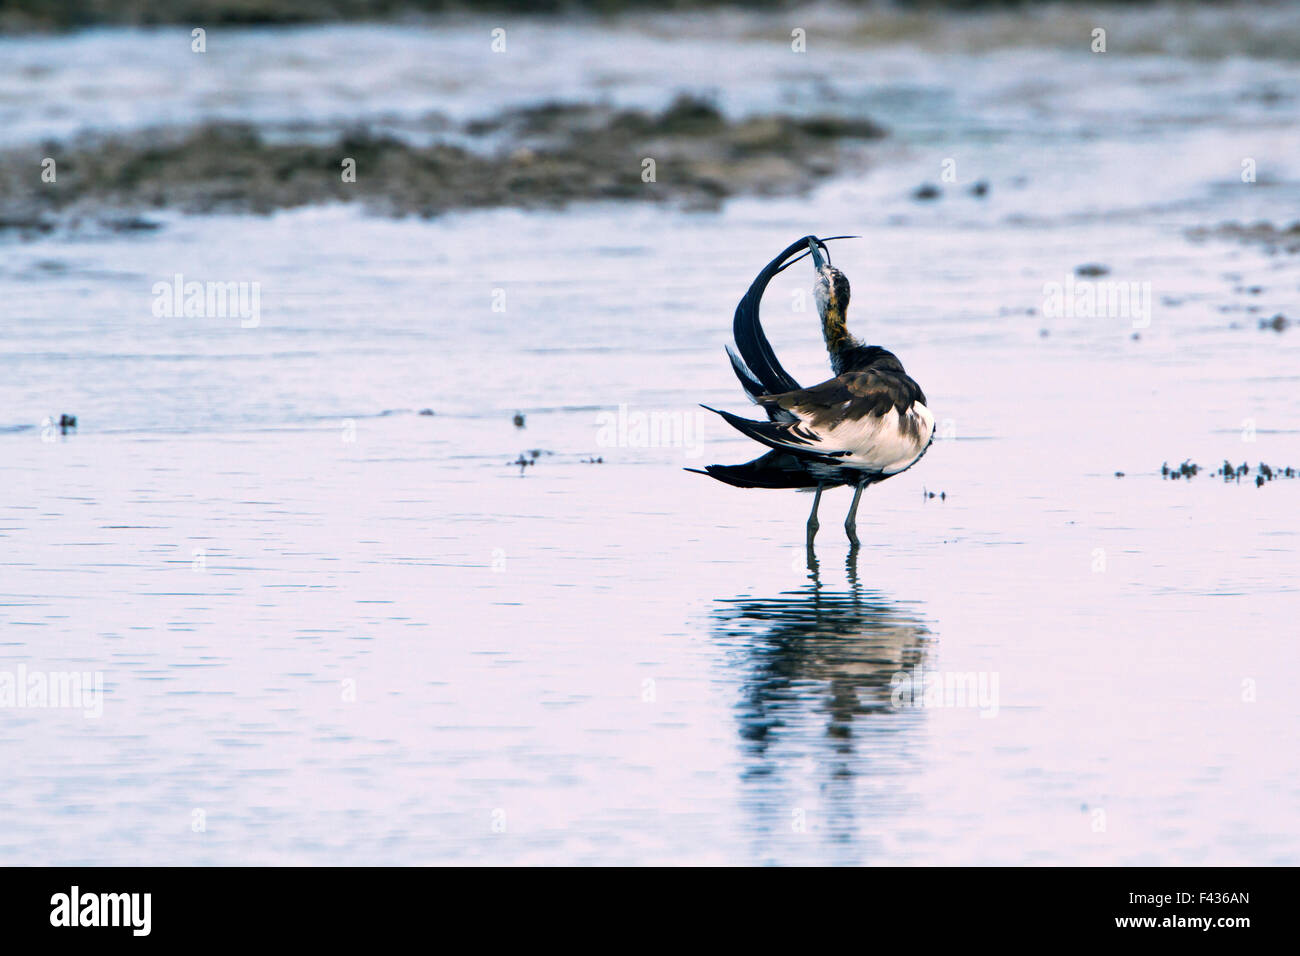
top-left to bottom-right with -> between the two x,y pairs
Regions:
1,1 -> 1297,865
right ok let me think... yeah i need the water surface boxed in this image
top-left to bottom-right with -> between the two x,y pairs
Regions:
2,10 -> 1298,865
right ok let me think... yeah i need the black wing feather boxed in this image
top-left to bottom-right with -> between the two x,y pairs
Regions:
701,405 -> 851,461
685,452 -> 824,489
729,236 -> 820,398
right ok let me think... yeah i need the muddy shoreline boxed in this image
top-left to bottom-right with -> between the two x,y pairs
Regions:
0,97 -> 885,239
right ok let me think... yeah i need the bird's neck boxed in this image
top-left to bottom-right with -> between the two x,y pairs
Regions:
821,306 -> 861,371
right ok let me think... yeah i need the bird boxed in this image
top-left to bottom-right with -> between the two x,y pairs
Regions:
688,235 -> 934,549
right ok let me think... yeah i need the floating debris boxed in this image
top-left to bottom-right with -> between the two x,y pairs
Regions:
969,180 -> 989,198
583,456 -> 603,464
1260,313 -> 1289,332
1160,459 -> 1200,479
513,411 -> 526,428
923,488 -> 946,501
418,408 -> 435,416
912,183 -> 941,201
1075,263 -> 1109,277
509,448 -> 555,473
1160,459 -> 1299,485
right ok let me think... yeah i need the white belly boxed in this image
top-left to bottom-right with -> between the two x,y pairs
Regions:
817,402 -> 934,475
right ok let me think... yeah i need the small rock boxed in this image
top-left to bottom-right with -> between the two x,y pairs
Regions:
912,184 -> 941,201
1075,263 -> 1109,277
513,411 -> 526,428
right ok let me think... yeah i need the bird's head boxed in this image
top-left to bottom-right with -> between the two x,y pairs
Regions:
808,238 -> 854,352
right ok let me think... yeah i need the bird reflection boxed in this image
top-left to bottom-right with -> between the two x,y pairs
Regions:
712,551 -> 935,859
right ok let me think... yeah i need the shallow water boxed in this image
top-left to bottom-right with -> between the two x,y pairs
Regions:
2,10 -> 1299,864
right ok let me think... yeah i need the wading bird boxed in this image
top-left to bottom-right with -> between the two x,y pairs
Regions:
688,236 -> 934,548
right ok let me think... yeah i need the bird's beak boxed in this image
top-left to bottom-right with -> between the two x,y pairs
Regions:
808,238 -> 826,271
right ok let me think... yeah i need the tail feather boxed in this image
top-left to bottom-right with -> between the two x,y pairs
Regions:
686,452 -> 824,489
701,405 -> 849,462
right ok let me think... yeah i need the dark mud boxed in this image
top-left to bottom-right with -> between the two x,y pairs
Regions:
0,97 -> 885,237
1187,220 -> 1300,255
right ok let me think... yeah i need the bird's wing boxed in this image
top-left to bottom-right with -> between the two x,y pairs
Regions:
737,368 -> 935,475
728,236 -> 819,407
725,344 -> 772,404
702,405 -> 853,462
761,367 -> 923,421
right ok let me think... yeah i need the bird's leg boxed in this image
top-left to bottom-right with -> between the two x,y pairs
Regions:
805,484 -> 823,550
844,482 -> 865,548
